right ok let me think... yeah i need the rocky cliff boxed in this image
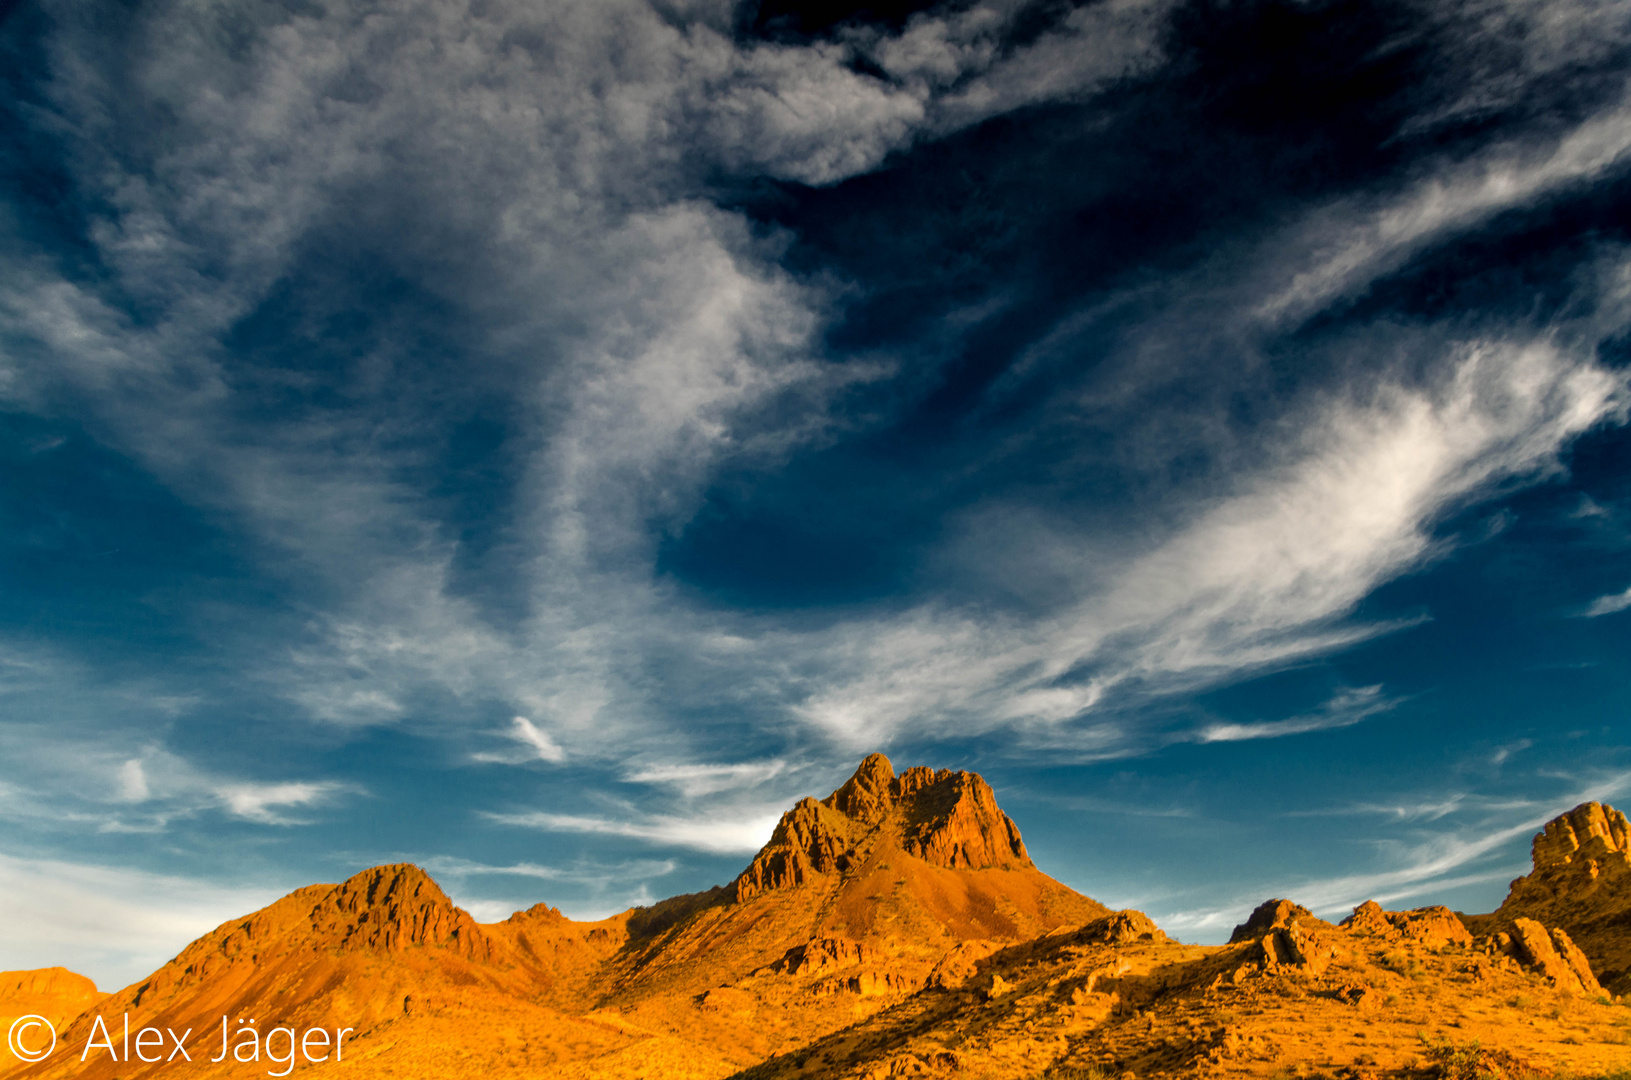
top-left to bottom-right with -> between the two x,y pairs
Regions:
1470,801 -> 1631,992
733,754 -> 1033,901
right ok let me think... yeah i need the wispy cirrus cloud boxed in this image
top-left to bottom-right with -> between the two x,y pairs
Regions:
788,333 -> 1625,752
1582,584 -> 1631,616
622,759 -> 788,796
1192,686 -> 1396,744
471,716 -> 568,765
483,808 -> 782,855
5,0 -> 1625,776
213,781 -> 357,826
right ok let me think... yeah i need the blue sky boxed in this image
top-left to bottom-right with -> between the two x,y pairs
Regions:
2,0 -> 1631,990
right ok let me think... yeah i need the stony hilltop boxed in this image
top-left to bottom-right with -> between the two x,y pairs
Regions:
1465,802 -> 1631,994
6,761 -> 1631,1080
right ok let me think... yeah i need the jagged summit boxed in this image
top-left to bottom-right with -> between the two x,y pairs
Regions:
734,754 -> 1033,902
1529,801 -> 1631,871
307,863 -> 492,958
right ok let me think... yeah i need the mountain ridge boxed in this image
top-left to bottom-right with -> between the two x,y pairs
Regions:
9,765 -> 1631,1080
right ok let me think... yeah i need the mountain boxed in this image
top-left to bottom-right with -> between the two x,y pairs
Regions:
1465,801 -> 1631,994
10,754 -> 1104,1080
11,769 -> 1631,1080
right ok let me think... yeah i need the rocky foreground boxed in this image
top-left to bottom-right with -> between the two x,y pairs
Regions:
4,757 -> 1631,1079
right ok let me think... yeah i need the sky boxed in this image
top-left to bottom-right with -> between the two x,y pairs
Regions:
1,0 -> 1630,992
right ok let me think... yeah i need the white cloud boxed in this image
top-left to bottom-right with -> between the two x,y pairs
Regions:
484,808 -> 781,854
1404,0 -> 1631,135
116,759 -> 149,802
924,0 -> 1174,130
790,338 -> 1625,749
509,716 -> 567,763
1255,94 -> 1631,325
1583,584 -> 1631,616
1194,686 -> 1394,743
622,759 -> 787,796
213,781 -> 353,825
0,852 -> 279,991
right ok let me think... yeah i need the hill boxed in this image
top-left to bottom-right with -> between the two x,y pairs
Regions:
8,768 -> 1631,1080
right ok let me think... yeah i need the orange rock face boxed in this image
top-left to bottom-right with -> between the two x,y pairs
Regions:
1471,801 -> 1631,992
733,754 -> 1033,902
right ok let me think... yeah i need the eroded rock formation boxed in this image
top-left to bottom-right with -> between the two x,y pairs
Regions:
1473,801 -> 1631,991
734,754 -> 1032,901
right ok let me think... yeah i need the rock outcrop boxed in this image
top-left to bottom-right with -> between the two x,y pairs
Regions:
307,864 -> 495,959
1341,900 -> 1473,948
738,892 -> 1631,1080
733,798 -> 860,900
1477,801 -> 1631,991
1483,917 -> 1604,995
734,754 -> 1033,901
1229,899 -> 1341,976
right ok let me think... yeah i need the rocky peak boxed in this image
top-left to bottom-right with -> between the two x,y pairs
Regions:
1341,901 -> 1472,948
1531,802 -> 1631,871
897,767 -> 1031,870
732,755 -> 1034,901
733,797 -> 860,901
307,864 -> 493,959
1488,800 -> 1631,992
826,753 -> 897,822
1229,899 -> 1318,943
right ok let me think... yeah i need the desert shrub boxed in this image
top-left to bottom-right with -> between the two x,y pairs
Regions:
1418,1037 -> 1534,1080
1046,1065 -> 1110,1080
